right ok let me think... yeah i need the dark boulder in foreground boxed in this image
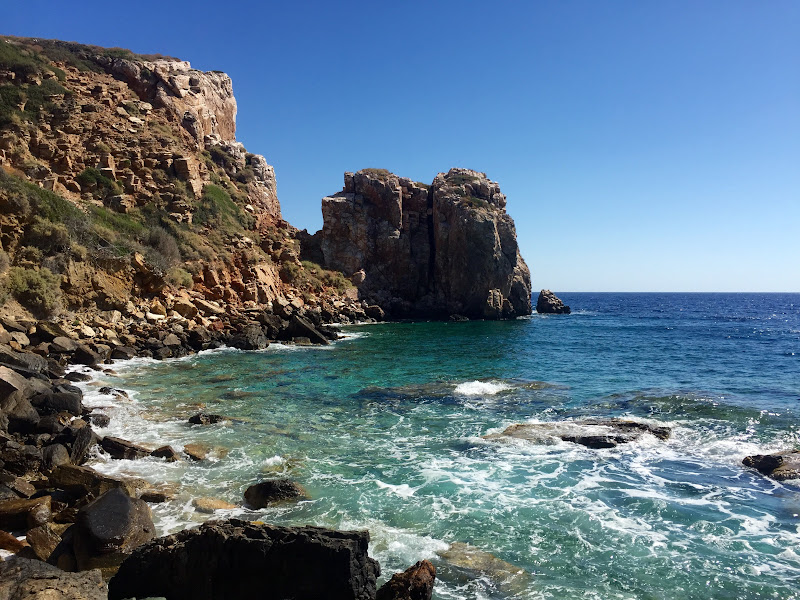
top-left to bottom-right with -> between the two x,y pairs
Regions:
536,289 -> 570,314
485,419 -> 671,449
73,488 -> 155,574
108,519 -> 380,600
244,478 -> 308,508
376,560 -> 436,600
743,450 -> 800,481
0,557 -> 107,600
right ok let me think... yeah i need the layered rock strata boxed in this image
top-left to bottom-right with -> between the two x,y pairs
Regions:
309,168 -> 532,320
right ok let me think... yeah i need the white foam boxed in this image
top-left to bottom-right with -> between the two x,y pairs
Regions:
375,480 -> 417,498
454,380 -> 513,396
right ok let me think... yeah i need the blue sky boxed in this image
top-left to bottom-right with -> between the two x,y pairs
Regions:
6,1 -> 799,291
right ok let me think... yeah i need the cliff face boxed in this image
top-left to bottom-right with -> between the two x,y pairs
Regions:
0,37 -> 363,325
315,168 -> 532,319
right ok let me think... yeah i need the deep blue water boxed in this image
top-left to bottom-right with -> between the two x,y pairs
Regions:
81,293 -> 800,599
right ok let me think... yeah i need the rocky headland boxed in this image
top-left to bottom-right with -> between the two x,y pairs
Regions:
301,168 -> 532,320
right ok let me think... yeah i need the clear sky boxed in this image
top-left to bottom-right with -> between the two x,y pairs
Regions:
5,1 -> 799,291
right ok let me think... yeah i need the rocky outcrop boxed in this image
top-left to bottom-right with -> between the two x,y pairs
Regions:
376,560 -> 436,600
314,168 -> 532,320
485,419 -> 671,449
243,478 -> 308,508
536,289 -> 570,314
0,557 -> 107,600
743,450 -> 800,481
108,519 -> 381,600
72,488 -> 156,574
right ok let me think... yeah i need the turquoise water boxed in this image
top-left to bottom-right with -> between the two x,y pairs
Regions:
80,293 -> 800,599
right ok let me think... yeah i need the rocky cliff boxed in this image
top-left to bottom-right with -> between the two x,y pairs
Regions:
0,36 -> 368,330
307,168 -> 532,319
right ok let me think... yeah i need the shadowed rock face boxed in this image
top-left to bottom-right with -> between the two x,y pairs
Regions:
316,168 -> 532,320
108,519 -> 380,600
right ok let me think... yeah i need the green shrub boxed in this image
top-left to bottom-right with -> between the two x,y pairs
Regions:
25,216 -> 70,254
145,226 -> 181,271
166,267 -> 192,288
447,172 -> 480,186
361,168 -> 392,180
77,167 -> 121,199
0,250 -> 9,274
90,205 -> 145,238
6,266 -> 61,315
463,195 -> 489,209
194,184 -> 251,231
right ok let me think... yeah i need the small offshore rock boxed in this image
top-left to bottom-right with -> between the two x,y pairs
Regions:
183,443 -> 208,461
536,289 -> 571,314
485,418 -> 671,449
243,478 -> 308,508
188,412 -> 228,425
376,560 -> 436,600
192,497 -> 237,513
151,445 -> 181,462
743,450 -> 800,481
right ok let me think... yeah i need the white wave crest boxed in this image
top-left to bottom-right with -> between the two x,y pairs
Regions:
454,381 -> 513,396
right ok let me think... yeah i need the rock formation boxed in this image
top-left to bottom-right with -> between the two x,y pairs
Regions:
484,419 -> 671,449
536,289 -> 570,314
743,450 -> 800,481
307,168 -> 532,320
108,519 -> 381,600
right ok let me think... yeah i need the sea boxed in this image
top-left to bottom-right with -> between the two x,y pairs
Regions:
76,293 -> 800,599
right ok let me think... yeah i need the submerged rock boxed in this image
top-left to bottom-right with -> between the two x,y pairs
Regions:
192,497 -> 237,513
437,542 -> 528,594
243,478 -> 308,508
743,450 -> 800,481
108,519 -> 380,600
485,419 -> 671,449
536,289 -> 570,314
376,560 -> 436,600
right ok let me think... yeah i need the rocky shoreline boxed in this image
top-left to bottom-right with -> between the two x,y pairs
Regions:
0,307 -> 441,599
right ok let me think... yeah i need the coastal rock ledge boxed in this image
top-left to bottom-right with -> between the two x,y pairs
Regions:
302,168 -> 532,320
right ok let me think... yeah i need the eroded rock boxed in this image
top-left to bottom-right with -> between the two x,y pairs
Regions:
485,419 -> 671,449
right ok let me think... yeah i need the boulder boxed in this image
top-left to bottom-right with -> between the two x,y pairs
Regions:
71,344 -> 102,366
228,323 -> 269,350
376,560 -> 436,600
182,443 -> 208,461
0,495 -> 51,531
536,289 -> 571,314
48,464 -> 131,497
280,315 -> 330,345
50,336 -> 79,353
0,345 -> 49,374
743,450 -> 800,481
69,426 -> 100,464
110,346 -> 137,360
26,522 -> 63,561
243,478 -> 308,508
101,436 -> 151,460
0,444 -> 43,476
192,497 -> 236,513
188,412 -> 227,425
31,390 -> 84,416
65,371 -> 93,382
1,390 -> 39,434
0,557 -> 107,600
151,445 -> 180,462
0,529 -> 27,553
42,443 -> 71,471
484,419 -> 671,449
108,519 -> 380,600
73,488 -> 155,573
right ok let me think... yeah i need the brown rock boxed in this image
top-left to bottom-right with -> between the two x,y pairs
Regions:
151,445 -> 180,462
0,495 -> 51,531
243,479 -> 308,508
536,289 -> 571,314
0,529 -> 27,553
101,436 -> 151,460
743,450 -> 800,481
316,168 -> 531,320
0,556 -> 107,599
73,488 -> 155,574
183,442 -> 208,461
192,497 -> 237,513
376,560 -> 436,600
26,522 -> 63,561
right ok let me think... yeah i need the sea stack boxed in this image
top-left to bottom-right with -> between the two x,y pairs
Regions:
303,168 -> 532,320
536,290 -> 570,314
